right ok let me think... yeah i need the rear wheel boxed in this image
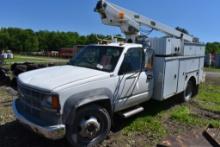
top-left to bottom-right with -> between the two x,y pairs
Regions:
182,80 -> 194,102
67,104 -> 111,147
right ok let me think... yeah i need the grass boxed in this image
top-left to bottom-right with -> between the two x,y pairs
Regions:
195,84 -> 220,112
123,116 -> 167,145
4,54 -> 68,65
123,82 -> 220,145
170,106 -> 204,127
0,87 -> 14,125
170,105 -> 220,127
205,67 -> 220,72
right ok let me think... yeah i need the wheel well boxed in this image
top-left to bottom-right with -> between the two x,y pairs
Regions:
77,99 -> 112,116
188,76 -> 198,96
94,100 -> 112,115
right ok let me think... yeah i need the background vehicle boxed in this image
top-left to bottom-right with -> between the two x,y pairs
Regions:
12,0 -> 205,146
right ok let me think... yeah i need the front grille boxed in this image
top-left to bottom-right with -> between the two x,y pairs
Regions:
17,82 -> 50,108
16,82 -> 62,126
16,99 -> 61,126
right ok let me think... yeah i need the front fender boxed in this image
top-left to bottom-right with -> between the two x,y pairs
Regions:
62,88 -> 113,124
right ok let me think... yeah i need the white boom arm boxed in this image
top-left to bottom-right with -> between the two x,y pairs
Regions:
95,0 -> 195,42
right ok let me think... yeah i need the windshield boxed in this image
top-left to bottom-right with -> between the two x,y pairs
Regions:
69,46 -> 123,72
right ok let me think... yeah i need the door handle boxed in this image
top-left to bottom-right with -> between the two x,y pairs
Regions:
126,75 -> 138,79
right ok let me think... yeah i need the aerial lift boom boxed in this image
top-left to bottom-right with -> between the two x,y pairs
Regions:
95,0 -> 196,43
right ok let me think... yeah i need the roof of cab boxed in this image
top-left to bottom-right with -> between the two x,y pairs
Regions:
107,42 -> 143,48
108,43 -> 142,47
89,42 -> 142,48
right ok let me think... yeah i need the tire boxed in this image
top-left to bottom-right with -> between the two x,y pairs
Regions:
67,104 -> 111,147
182,80 -> 194,102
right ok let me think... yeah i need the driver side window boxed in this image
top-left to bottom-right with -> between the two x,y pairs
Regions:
119,48 -> 143,75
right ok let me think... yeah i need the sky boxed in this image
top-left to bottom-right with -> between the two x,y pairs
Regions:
0,0 -> 219,42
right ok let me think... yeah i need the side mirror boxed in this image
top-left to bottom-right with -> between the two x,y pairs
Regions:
144,49 -> 154,71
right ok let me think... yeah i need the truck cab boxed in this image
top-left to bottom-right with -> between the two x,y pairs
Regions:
13,43 -> 155,146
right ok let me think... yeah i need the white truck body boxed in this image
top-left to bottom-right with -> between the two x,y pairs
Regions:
153,55 -> 204,100
13,42 -> 205,140
149,38 -> 205,100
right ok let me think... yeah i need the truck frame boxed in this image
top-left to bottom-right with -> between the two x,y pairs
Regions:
12,0 -> 205,146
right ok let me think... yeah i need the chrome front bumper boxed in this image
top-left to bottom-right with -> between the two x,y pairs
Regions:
12,99 -> 66,140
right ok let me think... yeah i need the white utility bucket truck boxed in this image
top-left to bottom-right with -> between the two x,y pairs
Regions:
12,0 -> 205,146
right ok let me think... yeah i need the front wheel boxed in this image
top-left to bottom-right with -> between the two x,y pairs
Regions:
67,104 -> 111,147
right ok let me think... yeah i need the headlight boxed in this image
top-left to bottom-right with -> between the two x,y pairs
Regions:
42,94 -> 60,111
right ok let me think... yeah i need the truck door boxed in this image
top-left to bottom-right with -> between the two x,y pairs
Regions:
114,48 -> 153,111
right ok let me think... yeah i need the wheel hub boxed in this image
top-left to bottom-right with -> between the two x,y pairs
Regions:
79,117 -> 100,139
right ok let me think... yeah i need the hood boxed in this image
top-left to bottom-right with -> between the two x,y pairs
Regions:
18,65 -> 109,90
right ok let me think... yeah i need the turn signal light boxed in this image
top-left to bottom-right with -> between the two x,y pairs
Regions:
51,95 -> 60,110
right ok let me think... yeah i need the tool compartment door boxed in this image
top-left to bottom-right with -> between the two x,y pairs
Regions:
163,60 -> 179,98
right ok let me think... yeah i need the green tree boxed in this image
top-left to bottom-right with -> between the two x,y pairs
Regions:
0,30 -> 9,50
206,42 -> 220,54
0,27 -> 111,53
